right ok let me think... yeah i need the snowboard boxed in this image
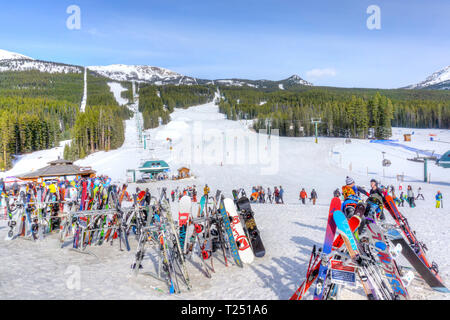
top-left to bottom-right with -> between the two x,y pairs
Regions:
218,197 -> 242,268
236,196 -> 265,258
313,197 -> 341,300
5,205 -> 23,241
178,196 -> 192,253
223,198 -> 254,264
363,222 -> 409,299
384,195 -> 443,284
387,228 -> 449,293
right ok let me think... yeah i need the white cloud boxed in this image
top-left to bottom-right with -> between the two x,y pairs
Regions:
306,68 -> 337,78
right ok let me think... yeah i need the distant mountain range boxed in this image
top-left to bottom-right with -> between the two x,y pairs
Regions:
0,49 -> 312,88
1,49 -> 449,90
403,66 -> 450,90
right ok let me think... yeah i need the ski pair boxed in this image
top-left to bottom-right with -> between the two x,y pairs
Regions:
383,195 -> 448,292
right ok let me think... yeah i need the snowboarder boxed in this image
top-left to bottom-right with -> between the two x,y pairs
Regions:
436,191 -> 443,208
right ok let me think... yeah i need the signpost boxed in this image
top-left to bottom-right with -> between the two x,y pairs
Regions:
311,118 -> 321,144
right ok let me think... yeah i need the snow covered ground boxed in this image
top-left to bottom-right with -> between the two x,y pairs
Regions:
0,89 -> 449,300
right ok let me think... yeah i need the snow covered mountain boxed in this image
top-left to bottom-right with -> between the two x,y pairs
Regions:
404,66 -> 450,90
88,64 -> 198,85
0,59 -> 83,74
0,49 -> 82,74
283,74 -> 314,86
207,75 -> 313,89
0,48 -> 313,88
0,49 -> 33,61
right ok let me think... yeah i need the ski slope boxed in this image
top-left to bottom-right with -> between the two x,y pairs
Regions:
0,89 -> 449,300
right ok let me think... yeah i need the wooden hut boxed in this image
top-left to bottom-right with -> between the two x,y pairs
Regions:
18,159 -> 96,182
177,167 -> 191,179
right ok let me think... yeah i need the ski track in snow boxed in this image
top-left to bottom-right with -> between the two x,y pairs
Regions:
0,90 -> 449,300
80,67 -> 87,112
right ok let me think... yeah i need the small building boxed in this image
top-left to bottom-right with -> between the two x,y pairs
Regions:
437,151 -> 450,169
129,160 -> 170,182
177,167 -> 191,179
18,159 -> 96,182
404,134 -> 412,142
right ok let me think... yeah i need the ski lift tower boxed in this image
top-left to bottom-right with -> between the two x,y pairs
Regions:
311,118 -> 322,144
266,118 -> 272,140
143,132 -> 151,150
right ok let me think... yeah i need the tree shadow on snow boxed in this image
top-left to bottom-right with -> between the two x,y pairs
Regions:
293,221 -> 326,234
250,256 -> 309,300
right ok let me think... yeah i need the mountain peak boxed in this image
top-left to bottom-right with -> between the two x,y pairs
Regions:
283,74 -> 313,86
404,65 -> 450,90
88,64 -> 198,85
0,49 -> 34,61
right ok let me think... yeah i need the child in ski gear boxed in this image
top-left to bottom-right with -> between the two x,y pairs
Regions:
416,187 -> 425,200
342,177 -> 368,199
436,191 -> 443,208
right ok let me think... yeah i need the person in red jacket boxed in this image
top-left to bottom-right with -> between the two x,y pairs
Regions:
299,188 -> 308,204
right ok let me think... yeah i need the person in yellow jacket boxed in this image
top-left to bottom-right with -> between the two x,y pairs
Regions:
203,184 -> 210,198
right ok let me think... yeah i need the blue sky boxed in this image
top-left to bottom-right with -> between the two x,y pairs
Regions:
0,0 -> 449,88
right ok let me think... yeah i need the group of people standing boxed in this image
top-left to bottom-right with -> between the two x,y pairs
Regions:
299,188 -> 318,205
170,185 -> 200,202
247,186 -> 285,204
334,178 -> 443,210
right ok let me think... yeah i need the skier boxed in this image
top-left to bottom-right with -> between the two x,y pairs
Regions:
203,184 -> 210,200
267,187 -> 273,204
407,185 -> 415,208
171,190 -> 175,202
416,187 -> 425,200
299,188 -> 307,205
260,188 -> 265,203
310,189 -> 318,205
342,177 -> 368,200
333,188 -> 341,198
12,181 -> 19,197
192,186 -> 197,203
435,191 -> 443,208
279,186 -> 285,204
274,187 -> 280,204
